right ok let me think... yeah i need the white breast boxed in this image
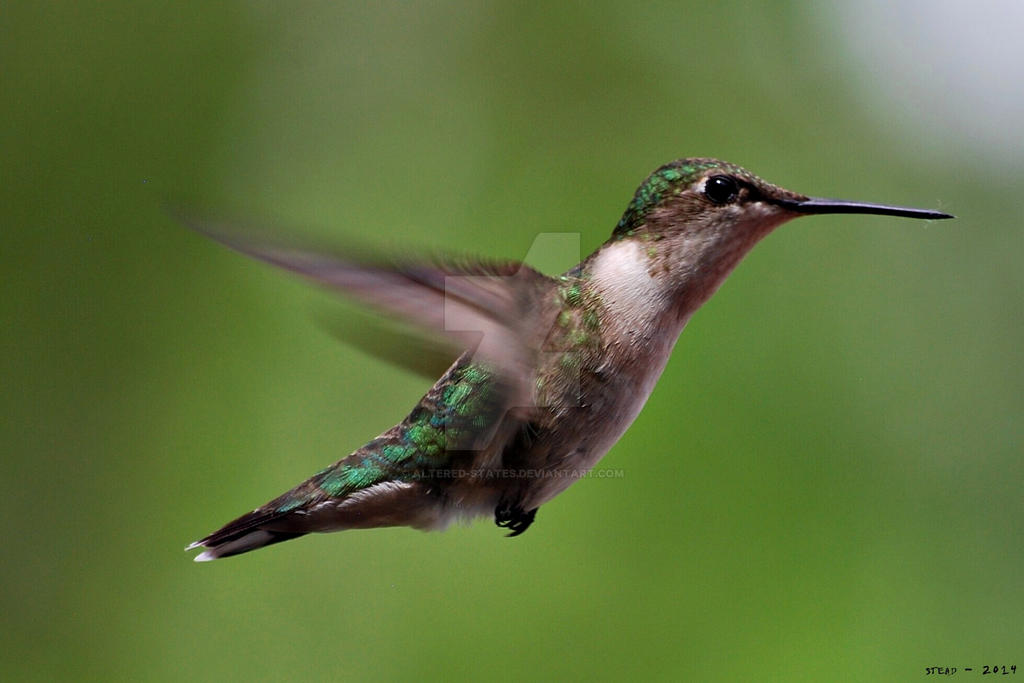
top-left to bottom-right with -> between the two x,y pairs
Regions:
589,240 -> 669,332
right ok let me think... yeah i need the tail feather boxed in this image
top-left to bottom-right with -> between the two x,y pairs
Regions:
187,507 -> 306,561
188,529 -> 305,561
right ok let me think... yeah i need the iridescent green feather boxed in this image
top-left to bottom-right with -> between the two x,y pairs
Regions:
613,158 -> 768,237
271,359 -> 500,512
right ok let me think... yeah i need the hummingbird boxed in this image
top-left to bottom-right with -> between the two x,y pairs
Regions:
186,157 -> 951,561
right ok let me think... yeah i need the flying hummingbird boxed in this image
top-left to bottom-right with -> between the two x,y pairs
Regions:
185,157 -> 951,561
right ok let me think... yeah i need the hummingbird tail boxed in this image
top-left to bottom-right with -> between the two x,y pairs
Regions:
187,506 -> 307,561
187,529 -> 305,562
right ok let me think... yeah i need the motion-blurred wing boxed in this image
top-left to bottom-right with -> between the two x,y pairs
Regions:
180,216 -> 556,407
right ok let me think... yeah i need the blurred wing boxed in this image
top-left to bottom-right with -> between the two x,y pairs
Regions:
180,216 -> 556,405
316,310 -> 459,380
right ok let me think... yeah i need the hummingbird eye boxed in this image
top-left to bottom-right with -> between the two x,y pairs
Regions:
703,175 -> 740,204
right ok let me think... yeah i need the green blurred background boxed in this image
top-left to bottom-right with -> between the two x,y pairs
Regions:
4,2 -> 1022,681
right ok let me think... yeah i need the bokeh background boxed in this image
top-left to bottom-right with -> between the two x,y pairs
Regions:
4,2 -> 1022,680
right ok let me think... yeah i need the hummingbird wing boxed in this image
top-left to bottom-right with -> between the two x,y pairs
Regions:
316,311 -> 459,380
182,218 -> 554,405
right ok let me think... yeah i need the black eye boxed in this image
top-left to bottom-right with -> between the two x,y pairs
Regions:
703,175 -> 739,204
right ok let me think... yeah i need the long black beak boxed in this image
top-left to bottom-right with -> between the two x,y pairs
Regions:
778,197 -> 953,220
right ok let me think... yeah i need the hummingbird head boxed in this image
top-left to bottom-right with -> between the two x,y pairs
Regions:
606,158 -> 951,318
614,157 -> 951,240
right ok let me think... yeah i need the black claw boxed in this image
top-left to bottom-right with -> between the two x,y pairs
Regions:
494,503 -> 537,537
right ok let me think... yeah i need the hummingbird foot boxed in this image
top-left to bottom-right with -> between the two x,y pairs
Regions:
494,502 -> 537,537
